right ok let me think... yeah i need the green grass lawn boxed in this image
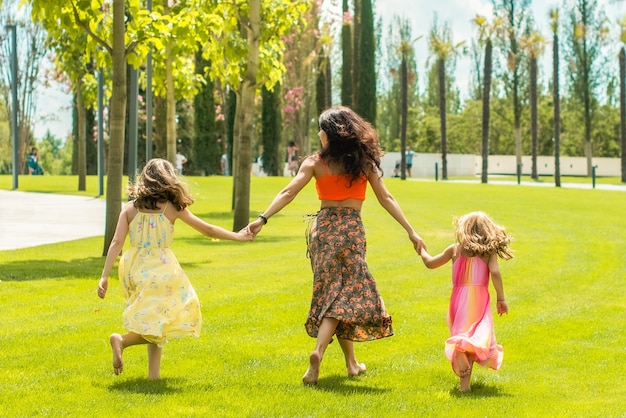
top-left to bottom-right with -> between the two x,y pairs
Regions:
1,175 -> 625,417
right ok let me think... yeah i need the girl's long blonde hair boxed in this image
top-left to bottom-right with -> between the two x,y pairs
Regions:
128,158 -> 194,211
454,211 -> 513,260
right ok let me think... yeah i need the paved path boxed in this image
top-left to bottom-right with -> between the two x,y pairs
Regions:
0,190 -> 105,251
0,179 -> 623,251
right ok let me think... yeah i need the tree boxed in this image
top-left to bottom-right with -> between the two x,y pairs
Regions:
474,15 -> 502,184
261,84 -> 282,176
29,0 -> 188,253
193,52 -> 217,175
619,16 -> 626,183
550,8 -> 562,187
520,31 -> 545,180
492,0 -> 531,171
341,0 -> 354,107
565,0 -> 609,176
356,0 -> 375,124
0,1 -> 46,175
428,17 -> 464,180
196,0 -> 306,230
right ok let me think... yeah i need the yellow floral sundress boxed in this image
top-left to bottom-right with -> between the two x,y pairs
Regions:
118,203 -> 201,346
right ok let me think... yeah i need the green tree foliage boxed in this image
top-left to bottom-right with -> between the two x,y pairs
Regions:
356,0 -> 376,124
261,84 -> 282,176
492,0 -> 531,167
193,53 -> 218,176
564,0 -> 609,176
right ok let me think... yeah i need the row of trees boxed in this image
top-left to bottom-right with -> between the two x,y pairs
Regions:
1,0 -> 626,253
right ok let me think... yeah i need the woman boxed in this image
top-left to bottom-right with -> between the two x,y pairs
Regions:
248,106 -> 425,385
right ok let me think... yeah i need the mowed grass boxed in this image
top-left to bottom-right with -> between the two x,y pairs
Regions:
1,175 -> 625,417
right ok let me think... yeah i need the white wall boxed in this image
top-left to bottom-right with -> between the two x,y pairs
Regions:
253,153 -> 622,177
381,153 -> 622,178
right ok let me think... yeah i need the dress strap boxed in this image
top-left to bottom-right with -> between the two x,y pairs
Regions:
320,158 -> 330,176
162,201 -> 169,213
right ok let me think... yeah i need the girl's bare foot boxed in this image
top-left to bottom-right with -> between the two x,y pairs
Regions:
459,375 -> 471,392
347,362 -> 366,377
302,352 -> 321,385
110,333 -> 124,375
453,351 -> 470,377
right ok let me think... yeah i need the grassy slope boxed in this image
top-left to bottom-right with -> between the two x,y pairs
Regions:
1,175 -> 625,417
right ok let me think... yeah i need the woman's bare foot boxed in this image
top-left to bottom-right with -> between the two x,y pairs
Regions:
110,333 -> 124,375
302,352 -> 321,385
347,362 -> 366,377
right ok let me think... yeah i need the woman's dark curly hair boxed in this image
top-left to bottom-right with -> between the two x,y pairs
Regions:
318,106 -> 384,183
128,158 -> 194,211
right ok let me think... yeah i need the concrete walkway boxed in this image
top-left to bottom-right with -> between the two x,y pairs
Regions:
0,190 -> 105,251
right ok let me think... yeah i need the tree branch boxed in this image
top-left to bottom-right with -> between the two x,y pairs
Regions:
71,0 -> 113,55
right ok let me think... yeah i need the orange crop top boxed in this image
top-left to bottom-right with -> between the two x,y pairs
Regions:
315,159 -> 367,201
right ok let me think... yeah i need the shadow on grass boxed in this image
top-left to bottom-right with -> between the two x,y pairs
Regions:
0,257 -> 205,281
309,374 -> 391,395
448,381 -> 511,398
108,377 -> 184,394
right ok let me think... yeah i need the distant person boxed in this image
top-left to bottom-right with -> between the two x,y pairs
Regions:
27,147 -> 44,175
97,158 -> 254,379
175,151 -> 187,175
405,146 -> 415,177
287,140 -> 299,176
419,211 -> 512,393
221,144 -> 230,176
246,106 -> 425,385
393,160 -> 401,178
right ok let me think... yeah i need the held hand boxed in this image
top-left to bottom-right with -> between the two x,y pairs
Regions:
248,218 -> 265,236
497,300 -> 508,316
238,226 -> 255,241
409,231 -> 426,254
97,277 -> 108,299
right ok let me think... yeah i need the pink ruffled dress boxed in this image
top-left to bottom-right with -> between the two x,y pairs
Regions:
445,255 -> 503,370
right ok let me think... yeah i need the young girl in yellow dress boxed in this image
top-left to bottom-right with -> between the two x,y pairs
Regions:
419,211 -> 512,392
98,158 -> 253,379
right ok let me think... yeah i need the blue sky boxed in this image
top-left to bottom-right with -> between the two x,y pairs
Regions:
35,0 -> 625,140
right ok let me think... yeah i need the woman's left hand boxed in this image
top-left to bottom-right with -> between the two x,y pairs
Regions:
408,231 -> 426,254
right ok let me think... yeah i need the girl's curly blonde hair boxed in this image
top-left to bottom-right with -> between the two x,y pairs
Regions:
454,211 -> 513,260
128,158 -> 194,211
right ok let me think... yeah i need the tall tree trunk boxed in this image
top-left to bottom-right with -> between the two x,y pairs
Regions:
316,55 -> 327,116
530,56 -> 538,180
103,0 -> 127,255
583,59 -> 593,177
341,0 -> 353,107
481,40 -> 492,184
400,55 -> 407,180
233,0 -> 260,231
553,30 -> 561,187
352,0 -> 361,108
164,2 -> 176,165
621,47 -> 626,183
76,77 -> 87,191
438,57 -> 448,180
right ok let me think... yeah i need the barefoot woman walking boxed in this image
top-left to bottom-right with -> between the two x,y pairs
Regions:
248,106 -> 425,384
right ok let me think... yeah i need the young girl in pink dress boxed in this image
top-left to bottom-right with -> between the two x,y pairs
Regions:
419,211 -> 513,392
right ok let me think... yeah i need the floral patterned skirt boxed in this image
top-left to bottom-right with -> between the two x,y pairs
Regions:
304,207 -> 393,341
